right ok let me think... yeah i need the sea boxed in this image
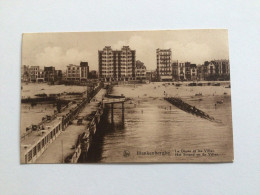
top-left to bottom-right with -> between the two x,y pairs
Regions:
84,82 -> 233,163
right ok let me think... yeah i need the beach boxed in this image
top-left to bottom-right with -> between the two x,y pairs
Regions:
84,82 -> 233,162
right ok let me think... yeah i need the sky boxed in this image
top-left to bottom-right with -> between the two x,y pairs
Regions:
22,29 -> 229,71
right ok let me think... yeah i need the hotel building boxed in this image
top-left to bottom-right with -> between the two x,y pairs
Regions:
98,46 -> 136,81
156,49 -> 172,81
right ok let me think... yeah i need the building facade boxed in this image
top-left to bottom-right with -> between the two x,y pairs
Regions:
203,60 -> 230,81
66,64 -> 81,81
172,61 -> 194,81
135,60 -> 146,81
55,70 -> 63,81
29,66 -> 40,82
36,70 -> 45,82
212,59 -> 230,80
178,62 -> 186,81
89,70 -> 98,79
98,46 -> 136,81
21,65 -> 30,82
184,62 -> 191,81
44,66 -> 56,82
172,61 -> 179,81
66,62 -> 89,82
197,65 -> 205,81
190,64 -> 197,81
156,49 -> 172,81
79,62 -> 89,82
21,65 -> 63,83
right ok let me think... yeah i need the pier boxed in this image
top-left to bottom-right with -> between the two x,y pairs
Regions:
36,89 -> 106,163
20,83 -> 104,164
103,94 -> 126,123
20,83 -> 128,164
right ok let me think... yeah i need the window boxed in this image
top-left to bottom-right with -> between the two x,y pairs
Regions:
28,151 -> 32,161
33,146 -> 37,157
37,143 -> 41,152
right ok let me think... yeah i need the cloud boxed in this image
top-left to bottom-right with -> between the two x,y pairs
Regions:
164,40 -> 229,64
112,35 -> 156,70
29,33 -> 229,71
35,47 -> 92,70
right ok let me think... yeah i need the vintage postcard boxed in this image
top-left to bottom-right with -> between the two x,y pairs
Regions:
20,29 -> 233,164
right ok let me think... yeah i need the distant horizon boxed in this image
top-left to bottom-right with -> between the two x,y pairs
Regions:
22,29 -> 229,71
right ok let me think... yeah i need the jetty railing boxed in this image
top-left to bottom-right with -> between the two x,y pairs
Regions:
66,102 -> 104,163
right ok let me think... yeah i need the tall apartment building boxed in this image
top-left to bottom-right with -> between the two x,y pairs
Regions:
98,46 -> 136,81
156,49 -> 172,81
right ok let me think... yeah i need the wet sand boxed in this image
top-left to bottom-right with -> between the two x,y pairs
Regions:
21,83 -> 87,98
20,83 -> 87,134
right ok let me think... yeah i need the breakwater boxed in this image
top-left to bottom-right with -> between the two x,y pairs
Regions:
164,97 -> 216,122
21,92 -> 86,104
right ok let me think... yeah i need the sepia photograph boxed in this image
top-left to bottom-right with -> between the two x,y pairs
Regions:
20,29 -> 233,164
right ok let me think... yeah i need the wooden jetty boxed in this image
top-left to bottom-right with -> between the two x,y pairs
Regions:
164,97 -> 216,122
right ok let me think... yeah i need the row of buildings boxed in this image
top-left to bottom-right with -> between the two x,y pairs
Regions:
98,46 -> 230,82
156,48 -> 230,81
22,46 -> 230,83
21,62 -> 98,83
21,66 -> 63,83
